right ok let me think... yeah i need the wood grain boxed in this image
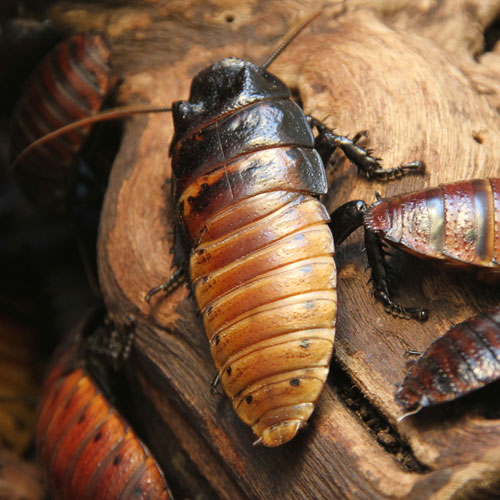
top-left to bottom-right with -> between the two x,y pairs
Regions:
43,0 -> 500,498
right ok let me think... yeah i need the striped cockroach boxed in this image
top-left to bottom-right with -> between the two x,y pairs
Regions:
9,31 -> 114,214
395,305 -> 500,419
36,316 -> 172,499
330,178 -> 500,321
11,15 -> 425,447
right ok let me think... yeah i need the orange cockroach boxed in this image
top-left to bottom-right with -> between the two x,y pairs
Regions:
11,15 -> 425,447
36,315 -> 172,499
143,18 -> 424,445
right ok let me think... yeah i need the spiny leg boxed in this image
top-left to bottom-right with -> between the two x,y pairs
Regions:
330,200 -> 428,321
145,267 -> 186,303
364,230 -> 428,321
83,314 -> 137,370
307,116 -> 425,180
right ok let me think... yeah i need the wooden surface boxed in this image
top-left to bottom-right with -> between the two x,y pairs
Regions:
44,0 -> 500,498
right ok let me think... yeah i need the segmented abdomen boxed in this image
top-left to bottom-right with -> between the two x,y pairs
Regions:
364,178 -> 500,272
173,99 -> 336,447
36,343 -> 171,499
9,32 -> 113,213
395,306 -> 500,416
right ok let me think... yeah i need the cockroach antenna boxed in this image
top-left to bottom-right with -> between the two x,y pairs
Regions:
260,11 -> 321,70
9,104 -> 172,172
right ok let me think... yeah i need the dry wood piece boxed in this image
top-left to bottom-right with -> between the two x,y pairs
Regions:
37,0 -> 500,498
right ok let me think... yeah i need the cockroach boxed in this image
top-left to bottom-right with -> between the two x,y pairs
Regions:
9,31 -> 114,214
36,320 -> 172,500
11,14 -> 425,447
395,305 -> 500,419
145,16 -> 425,446
330,178 -> 500,320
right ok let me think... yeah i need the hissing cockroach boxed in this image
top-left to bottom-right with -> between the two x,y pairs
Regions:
395,306 -> 500,419
145,18 -> 425,446
9,31 -> 113,214
36,331 -> 172,499
330,178 -> 500,320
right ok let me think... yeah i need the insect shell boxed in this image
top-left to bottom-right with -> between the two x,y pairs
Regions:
9,31 -> 113,214
169,57 -> 337,447
363,178 -> 500,277
395,305 -> 500,418
36,334 -> 172,499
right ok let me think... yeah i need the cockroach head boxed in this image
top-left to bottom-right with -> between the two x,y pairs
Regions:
189,57 -> 288,104
171,57 -> 290,141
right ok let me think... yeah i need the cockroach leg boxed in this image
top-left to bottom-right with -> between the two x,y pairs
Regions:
83,314 -> 136,370
210,373 -> 221,396
307,116 -> 426,180
146,267 -> 186,303
330,200 -> 429,322
351,130 -> 368,144
365,231 -> 429,321
406,349 -> 423,357
252,437 -> 263,446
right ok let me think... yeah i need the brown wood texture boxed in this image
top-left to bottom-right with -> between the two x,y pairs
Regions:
44,0 -> 500,498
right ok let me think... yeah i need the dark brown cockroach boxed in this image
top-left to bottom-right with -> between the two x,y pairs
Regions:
36,324 -> 172,500
9,31 -> 114,214
11,15 -> 425,447
331,178 -> 500,320
395,305 -> 500,419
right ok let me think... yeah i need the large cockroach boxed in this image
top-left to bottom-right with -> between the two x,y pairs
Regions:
36,321 -> 172,499
9,31 -> 114,214
11,15 -> 425,447
395,305 -> 500,418
144,19 -> 425,446
330,178 -> 500,320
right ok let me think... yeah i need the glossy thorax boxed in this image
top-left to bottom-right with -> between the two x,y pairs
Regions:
170,57 -> 328,248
